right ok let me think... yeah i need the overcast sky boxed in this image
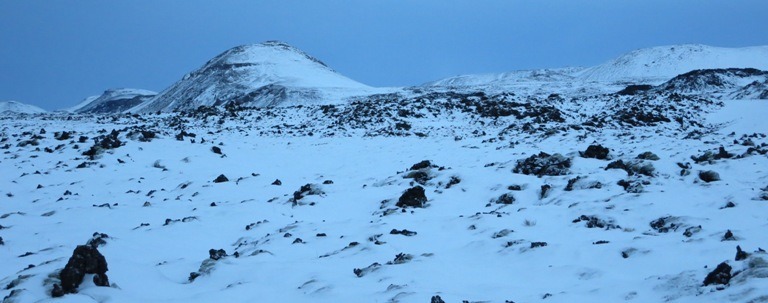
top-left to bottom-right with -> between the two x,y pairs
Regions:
2,0 -> 767,110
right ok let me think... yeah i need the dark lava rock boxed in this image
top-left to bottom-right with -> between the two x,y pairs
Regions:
397,186 -> 427,208
530,242 -> 548,248
617,84 -> 653,96
650,216 -> 680,233
722,230 -> 735,241
513,152 -> 572,177
353,262 -> 382,278
323,180 -> 334,185
52,245 -> 109,297
209,249 -> 227,260
445,176 -> 461,189
213,174 -> 229,183
683,226 -> 702,237
580,144 -> 610,160
390,229 -> 418,236
431,295 -> 446,303
410,160 -> 435,171
703,262 -> 732,286
636,151 -> 660,161
540,184 -> 551,199
492,193 -> 515,205
606,160 -> 654,177
736,246 -> 749,261
211,146 -> 222,155
572,215 -> 620,230
699,170 -> 721,183
271,179 -> 282,186
291,183 -> 325,202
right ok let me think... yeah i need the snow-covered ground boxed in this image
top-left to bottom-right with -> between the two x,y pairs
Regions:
1,96 -> 767,302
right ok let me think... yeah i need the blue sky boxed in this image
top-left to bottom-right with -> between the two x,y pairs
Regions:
2,0 -> 767,110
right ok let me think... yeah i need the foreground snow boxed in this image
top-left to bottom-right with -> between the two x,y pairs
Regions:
1,98 -> 767,302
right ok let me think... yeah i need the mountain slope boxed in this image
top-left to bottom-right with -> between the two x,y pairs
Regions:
577,44 -> 768,83
130,41 -> 383,113
69,88 -> 157,114
0,100 -> 46,114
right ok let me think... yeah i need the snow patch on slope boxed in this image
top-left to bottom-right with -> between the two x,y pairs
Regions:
70,88 -> 157,114
577,44 -> 768,84
0,100 -> 46,114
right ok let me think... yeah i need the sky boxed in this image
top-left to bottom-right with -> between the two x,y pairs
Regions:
1,0 -> 767,110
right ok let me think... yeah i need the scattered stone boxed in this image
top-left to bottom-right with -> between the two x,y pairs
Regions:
390,229 -> 418,236
397,186 -> 427,208
211,146 -> 222,155
209,249 -> 227,260
213,174 -> 229,183
530,242 -> 548,248
580,144 -> 610,160
86,232 -> 109,248
650,216 -> 680,233
291,183 -> 325,203
572,215 -> 620,230
721,201 -> 736,209
52,244 -> 110,297
722,230 -> 736,241
692,146 -> 734,164
271,179 -> 282,186
316,233 -> 327,237
699,170 -> 721,183
617,179 -> 644,193
387,253 -> 413,265
507,185 -> 522,191
0,236 -> 4,246
606,160 -> 655,176
513,152 -> 572,177
636,151 -> 660,160
491,193 -> 515,205
540,184 -> 551,199
736,246 -> 749,261
593,240 -> 610,245
431,295 -> 446,303
683,226 -> 702,237
703,262 -> 732,286
322,180 -> 334,185
445,176 -> 461,189
491,229 -> 513,239
410,160 -> 435,171
353,262 -> 382,277
292,238 -> 304,244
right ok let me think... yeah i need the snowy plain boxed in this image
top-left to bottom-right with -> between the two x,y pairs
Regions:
1,97 -> 767,303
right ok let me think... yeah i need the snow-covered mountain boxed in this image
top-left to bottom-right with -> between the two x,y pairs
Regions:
425,44 -> 768,96
577,44 -> 768,84
69,88 -> 157,114
129,41 -> 389,113
0,100 -> 46,114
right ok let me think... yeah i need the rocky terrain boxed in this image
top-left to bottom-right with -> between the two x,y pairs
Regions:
1,43 -> 767,303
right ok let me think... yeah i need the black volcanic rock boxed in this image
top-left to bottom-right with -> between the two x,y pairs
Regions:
703,262 -> 732,286
397,186 -> 427,208
513,152 -> 571,177
213,174 -> 229,183
580,144 -> 610,160
52,245 -> 109,297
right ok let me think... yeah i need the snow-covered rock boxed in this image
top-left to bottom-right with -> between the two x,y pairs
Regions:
69,88 -> 157,114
